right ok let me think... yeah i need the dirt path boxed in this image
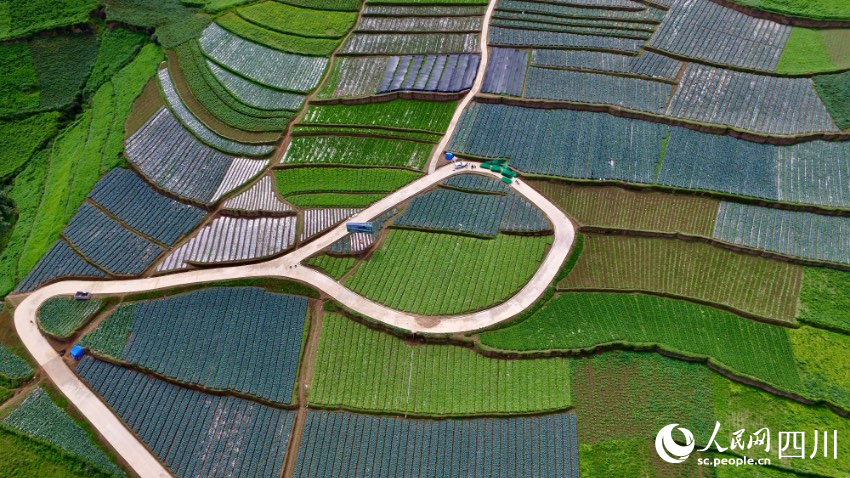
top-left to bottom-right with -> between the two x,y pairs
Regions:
426,0 -> 499,173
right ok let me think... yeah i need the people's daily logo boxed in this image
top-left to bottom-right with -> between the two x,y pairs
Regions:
655,424 -> 695,463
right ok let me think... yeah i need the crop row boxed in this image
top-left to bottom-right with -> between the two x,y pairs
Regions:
451,103 -> 850,209
88,169 -> 206,246
301,99 -> 456,134
362,5 -> 487,16
340,32 -> 480,55
358,16 -> 482,33
283,135 -> 433,169
344,230 -> 551,315
206,60 -> 305,112
291,125 -> 442,143
63,203 -> 163,276
714,202 -> 850,266
157,216 -> 296,271
3,388 -> 122,476
15,239 -> 106,293
215,12 -> 342,57
222,175 -> 293,214
126,107 -> 267,205
310,313 -> 571,414
443,173 -> 509,194
82,287 -> 307,403
199,23 -> 328,92
305,255 -> 358,279
497,0 -> 666,23
491,11 -> 657,33
666,64 -> 837,135
489,19 -> 653,40
559,234 -> 802,322
528,181 -> 719,236
659,128 -> 850,208
276,167 -> 422,196
530,50 -> 682,82
318,56 -> 391,98
378,54 -> 480,94
301,208 -> 360,241
481,292 -> 804,392
236,1 -> 357,39
488,27 -> 643,52
159,68 -> 274,156
294,409 -> 579,478
648,0 -> 790,71
524,67 -> 673,113
76,357 -> 295,478
38,297 -> 103,339
394,187 -> 552,237
0,343 -> 32,381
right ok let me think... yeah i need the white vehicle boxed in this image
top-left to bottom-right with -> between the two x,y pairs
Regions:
453,161 -> 468,170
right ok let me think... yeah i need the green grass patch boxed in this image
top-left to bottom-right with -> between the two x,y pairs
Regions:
286,192 -> 385,208
530,180 -> 720,236
172,43 -> 293,132
310,313 -> 571,415
0,44 -> 161,296
777,28 -> 837,74
282,135 -> 435,169
277,0 -> 362,11
345,230 -> 551,315
814,70 -> 850,130
0,112 -> 61,180
0,426 -> 116,478
797,266 -> 850,332
306,254 -> 357,279
37,297 -> 103,339
79,305 -> 134,358
237,2 -> 356,39
29,33 -> 98,110
105,0 -> 211,48
560,234 -> 803,323
85,28 -> 149,97
0,43 -> 39,115
579,438 -> 656,477
0,0 -> 96,41
275,166 -> 422,195
301,99 -> 457,133
729,0 -> 850,21
481,292 -> 805,394
216,12 -> 340,56
789,326 -> 850,411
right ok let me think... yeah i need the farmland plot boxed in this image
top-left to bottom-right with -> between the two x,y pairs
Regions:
38,297 -> 103,339
341,33 -> 480,55
659,130 -> 850,208
62,204 -> 163,276
496,0 -> 666,23
559,234 -> 802,322
377,54 -> 480,94
3,388 -> 123,476
482,48 -> 529,96
489,27 -> 644,53
81,287 -> 307,403
199,24 -> 328,92
714,202 -> 850,265
797,267 -> 850,333
301,208 -> 361,241
126,108 -> 267,205
358,16 -> 482,33
276,167 -> 422,196
305,255 -> 358,279
492,11 -> 658,34
480,292 -> 805,394
157,216 -> 296,271
0,344 -> 32,382
310,313 -> 571,414
443,173 -> 510,194
301,99 -> 456,133
88,169 -> 206,246
222,175 -> 293,214
158,69 -> 274,156
344,230 -> 551,315
530,50 -> 682,82
490,20 -> 653,40
294,410 -> 579,478
215,13 -> 342,57
206,60 -> 305,111
317,56 -> 391,98
665,64 -> 838,135
647,0 -> 791,71
362,5 -> 487,16
77,357 -> 296,478
15,240 -> 106,293
529,181 -> 719,236
282,135 -> 434,169
449,103 -> 666,183
524,67 -> 673,113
